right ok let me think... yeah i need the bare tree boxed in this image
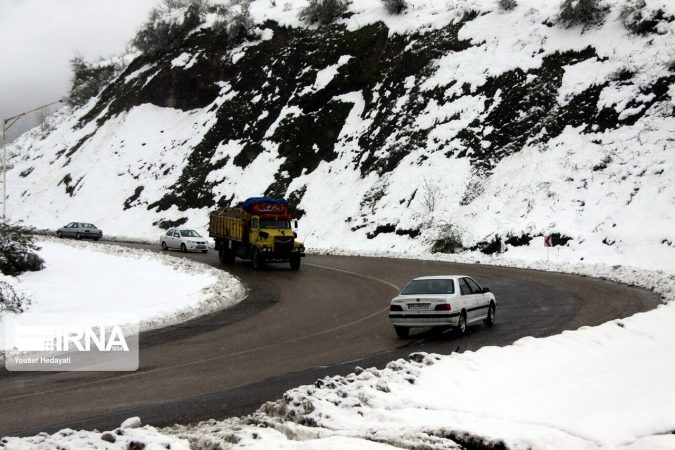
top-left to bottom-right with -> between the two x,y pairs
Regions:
421,177 -> 442,213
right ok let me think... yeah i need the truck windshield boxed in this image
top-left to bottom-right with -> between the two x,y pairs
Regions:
401,279 -> 455,295
260,220 -> 291,229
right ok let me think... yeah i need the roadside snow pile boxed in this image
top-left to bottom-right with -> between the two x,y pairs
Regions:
0,238 -> 246,350
4,261 -> 673,449
0,417 -> 190,450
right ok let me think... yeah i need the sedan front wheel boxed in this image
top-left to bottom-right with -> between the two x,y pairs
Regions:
484,302 -> 496,327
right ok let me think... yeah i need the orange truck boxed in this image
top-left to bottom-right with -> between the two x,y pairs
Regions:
209,197 -> 305,270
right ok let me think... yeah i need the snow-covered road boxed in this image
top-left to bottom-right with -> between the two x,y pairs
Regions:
1,246 -> 672,449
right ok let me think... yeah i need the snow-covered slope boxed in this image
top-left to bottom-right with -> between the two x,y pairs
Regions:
8,0 -> 675,271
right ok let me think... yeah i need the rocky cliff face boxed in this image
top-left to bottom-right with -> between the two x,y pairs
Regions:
9,0 -> 675,270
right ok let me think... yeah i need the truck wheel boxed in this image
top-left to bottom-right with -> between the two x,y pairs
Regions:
219,245 -> 234,264
252,248 -> 265,270
290,254 -> 301,271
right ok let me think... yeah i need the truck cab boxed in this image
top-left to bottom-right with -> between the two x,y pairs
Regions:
209,197 -> 305,270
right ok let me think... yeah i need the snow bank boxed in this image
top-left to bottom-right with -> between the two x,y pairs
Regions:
0,238 -> 246,350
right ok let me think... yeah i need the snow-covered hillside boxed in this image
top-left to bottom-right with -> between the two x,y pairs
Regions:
8,0 -> 675,271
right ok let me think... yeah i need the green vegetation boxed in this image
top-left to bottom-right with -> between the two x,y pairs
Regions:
427,222 -> 464,254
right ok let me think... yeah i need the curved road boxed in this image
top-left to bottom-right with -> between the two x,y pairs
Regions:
0,244 -> 660,436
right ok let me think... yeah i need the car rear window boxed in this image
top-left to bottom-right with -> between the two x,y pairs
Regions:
401,279 -> 454,295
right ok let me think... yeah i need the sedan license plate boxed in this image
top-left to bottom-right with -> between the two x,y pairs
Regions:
407,303 -> 430,310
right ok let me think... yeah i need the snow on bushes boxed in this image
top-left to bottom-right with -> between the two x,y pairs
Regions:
0,223 -> 42,313
382,0 -> 407,15
558,0 -> 607,27
0,223 -> 44,277
300,0 -> 351,25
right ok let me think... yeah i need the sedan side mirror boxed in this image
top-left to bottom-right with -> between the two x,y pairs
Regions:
482,287 -> 491,293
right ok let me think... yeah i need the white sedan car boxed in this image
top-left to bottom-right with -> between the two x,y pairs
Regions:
389,275 -> 496,338
160,229 -> 209,253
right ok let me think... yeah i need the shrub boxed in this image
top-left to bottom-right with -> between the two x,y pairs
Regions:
498,0 -> 517,10
0,222 -> 44,277
382,0 -> 407,14
558,0 -> 606,27
132,0 -> 208,55
620,0 -> 668,34
0,281 -> 31,313
213,0 -> 254,42
427,222 -> 464,254
68,54 -> 117,107
300,0 -> 350,25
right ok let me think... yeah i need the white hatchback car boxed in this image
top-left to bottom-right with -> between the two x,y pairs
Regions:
160,229 -> 209,253
389,275 -> 496,338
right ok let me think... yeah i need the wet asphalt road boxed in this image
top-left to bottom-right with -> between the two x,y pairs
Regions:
0,243 -> 660,436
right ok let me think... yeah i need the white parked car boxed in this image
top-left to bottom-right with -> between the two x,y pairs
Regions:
389,275 -> 496,338
160,229 -> 209,253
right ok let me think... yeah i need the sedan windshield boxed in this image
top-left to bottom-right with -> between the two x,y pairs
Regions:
180,230 -> 201,237
401,279 -> 455,295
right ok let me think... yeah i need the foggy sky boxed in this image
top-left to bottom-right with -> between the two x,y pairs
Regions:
0,0 -> 158,141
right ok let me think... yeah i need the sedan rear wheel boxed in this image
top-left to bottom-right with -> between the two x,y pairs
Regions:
161,241 -> 168,251
394,326 -> 410,339
456,312 -> 467,336
56,231 -> 62,238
